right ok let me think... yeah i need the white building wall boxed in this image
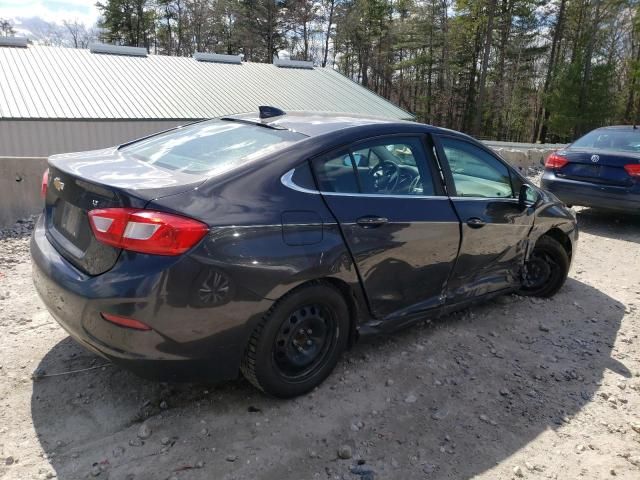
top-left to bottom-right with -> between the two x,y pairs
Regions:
0,119 -> 191,157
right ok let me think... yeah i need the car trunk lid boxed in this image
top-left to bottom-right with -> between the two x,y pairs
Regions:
44,148 -> 205,275
557,148 -> 640,186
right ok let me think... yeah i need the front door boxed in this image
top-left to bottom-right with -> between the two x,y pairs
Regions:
311,135 -> 460,320
433,135 -> 535,303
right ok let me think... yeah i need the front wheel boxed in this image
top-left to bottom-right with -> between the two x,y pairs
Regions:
518,235 -> 569,298
240,283 -> 350,398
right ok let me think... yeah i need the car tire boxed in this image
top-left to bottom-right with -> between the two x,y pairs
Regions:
240,283 -> 350,398
518,235 -> 569,298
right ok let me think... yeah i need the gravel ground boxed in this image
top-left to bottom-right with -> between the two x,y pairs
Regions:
1,174 -> 640,480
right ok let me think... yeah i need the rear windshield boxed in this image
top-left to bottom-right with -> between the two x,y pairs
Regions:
572,129 -> 640,153
122,119 -> 307,174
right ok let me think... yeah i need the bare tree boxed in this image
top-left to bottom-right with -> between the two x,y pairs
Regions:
0,18 -> 15,37
322,0 -> 336,67
472,0 -> 498,136
63,19 -> 86,48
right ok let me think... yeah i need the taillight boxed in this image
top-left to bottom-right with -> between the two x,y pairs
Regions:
101,313 -> 151,331
88,208 -> 208,256
624,164 -> 640,178
545,153 -> 569,170
41,168 -> 49,199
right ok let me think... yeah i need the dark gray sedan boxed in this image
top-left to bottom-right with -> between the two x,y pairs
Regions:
31,108 -> 577,397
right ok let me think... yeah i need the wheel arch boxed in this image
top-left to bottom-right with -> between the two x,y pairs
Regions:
320,277 -> 363,348
254,277 -> 364,349
538,227 -> 573,260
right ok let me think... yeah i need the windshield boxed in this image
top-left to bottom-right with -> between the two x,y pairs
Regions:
122,119 -> 307,174
572,129 -> 640,153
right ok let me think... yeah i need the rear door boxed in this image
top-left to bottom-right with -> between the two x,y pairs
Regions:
311,135 -> 460,321
433,135 -> 535,303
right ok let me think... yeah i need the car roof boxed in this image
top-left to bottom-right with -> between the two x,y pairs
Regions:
224,110 -> 422,137
220,110 -> 483,148
592,125 -> 640,132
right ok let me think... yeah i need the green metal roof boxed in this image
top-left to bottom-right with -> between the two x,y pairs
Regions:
0,45 -> 413,121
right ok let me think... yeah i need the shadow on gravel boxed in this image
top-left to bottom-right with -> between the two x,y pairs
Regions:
31,278 -> 629,480
576,207 -> 640,244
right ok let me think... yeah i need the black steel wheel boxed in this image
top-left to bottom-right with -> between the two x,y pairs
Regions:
272,304 -> 337,381
240,283 -> 349,398
518,235 -> 569,298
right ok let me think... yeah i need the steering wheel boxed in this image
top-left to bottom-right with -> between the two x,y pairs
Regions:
370,161 -> 400,193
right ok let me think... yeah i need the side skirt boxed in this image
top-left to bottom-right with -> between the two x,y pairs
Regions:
357,286 -> 516,338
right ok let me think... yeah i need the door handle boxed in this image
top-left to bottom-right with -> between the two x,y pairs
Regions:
356,216 -> 389,228
466,217 -> 486,228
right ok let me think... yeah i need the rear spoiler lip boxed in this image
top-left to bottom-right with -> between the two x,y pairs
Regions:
117,118 -> 211,150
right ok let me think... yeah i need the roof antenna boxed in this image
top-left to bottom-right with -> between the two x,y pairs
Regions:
259,106 -> 286,119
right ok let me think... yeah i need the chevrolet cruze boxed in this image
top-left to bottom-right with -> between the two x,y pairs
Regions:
31,108 -> 578,397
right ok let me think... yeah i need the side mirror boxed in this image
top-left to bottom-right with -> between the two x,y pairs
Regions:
519,184 -> 541,210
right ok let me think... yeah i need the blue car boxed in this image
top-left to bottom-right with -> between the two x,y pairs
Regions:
541,126 -> 640,213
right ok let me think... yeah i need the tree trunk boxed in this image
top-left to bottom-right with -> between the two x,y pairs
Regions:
426,11 -> 434,123
437,0 -> 449,126
322,0 -> 336,67
303,16 -> 309,60
624,41 -> 639,122
533,0 -> 566,143
575,0 -> 602,137
268,0 -> 275,62
463,24 -> 483,132
472,0 -> 498,136
492,0 -> 512,140
176,0 -> 183,55
165,6 -> 172,55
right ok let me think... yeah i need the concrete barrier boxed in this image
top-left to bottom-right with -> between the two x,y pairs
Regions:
492,148 -> 529,170
0,142 -> 568,228
0,157 -> 47,228
483,140 -> 567,150
488,144 -> 565,171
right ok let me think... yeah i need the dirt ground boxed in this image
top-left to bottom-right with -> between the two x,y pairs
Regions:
1,175 -> 640,480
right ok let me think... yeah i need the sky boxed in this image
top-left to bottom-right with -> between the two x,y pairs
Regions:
0,0 -> 100,26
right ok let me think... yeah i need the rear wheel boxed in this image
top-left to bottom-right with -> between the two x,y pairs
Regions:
240,283 -> 349,398
518,235 -> 569,298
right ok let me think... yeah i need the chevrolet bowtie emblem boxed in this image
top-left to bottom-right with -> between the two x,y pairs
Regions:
53,177 -> 65,191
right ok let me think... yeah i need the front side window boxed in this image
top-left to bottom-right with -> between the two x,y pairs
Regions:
439,137 -> 513,198
122,119 -> 307,174
311,137 -> 435,196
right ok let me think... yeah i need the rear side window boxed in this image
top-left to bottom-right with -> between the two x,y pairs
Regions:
313,150 -> 359,193
572,129 -> 640,153
122,119 -> 307,174
290,162 -> 317,190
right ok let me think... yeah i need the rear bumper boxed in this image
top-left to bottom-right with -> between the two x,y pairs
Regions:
541,171 -> 640,213
30,216 -> 272,382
